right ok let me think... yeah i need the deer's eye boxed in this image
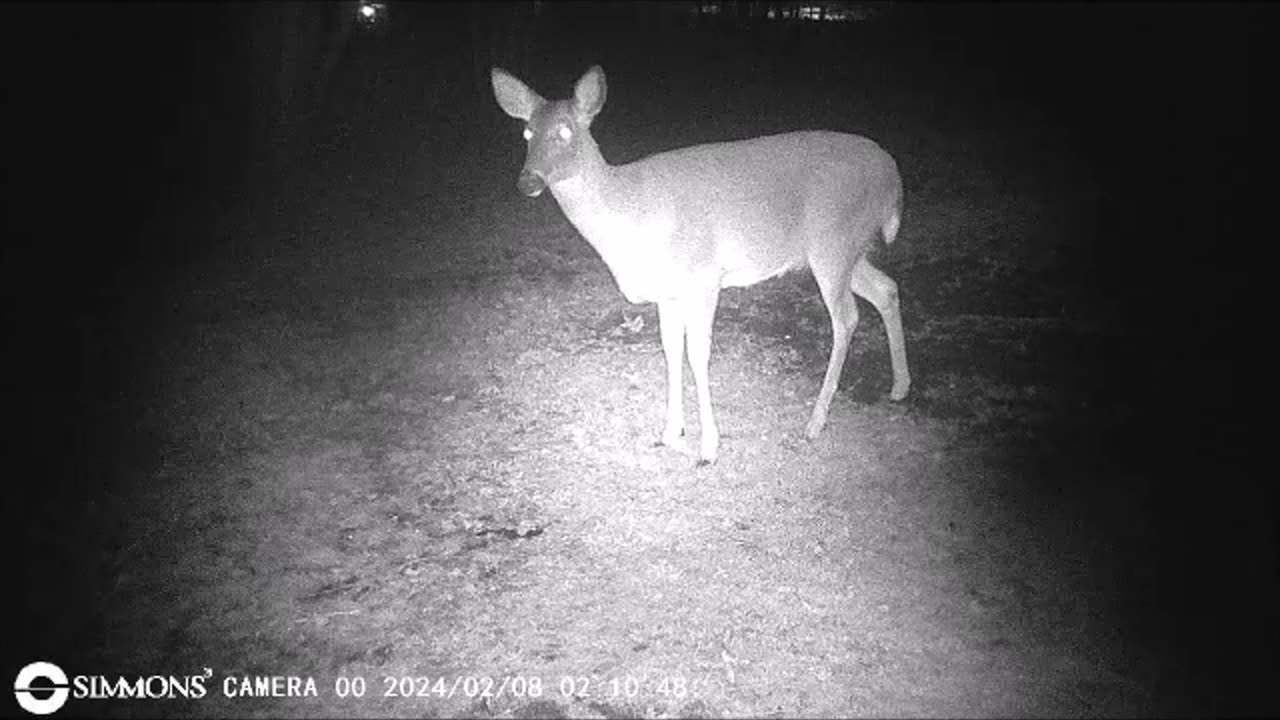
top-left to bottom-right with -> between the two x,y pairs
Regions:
522,127 -> 533,141
558,126 -> 572,142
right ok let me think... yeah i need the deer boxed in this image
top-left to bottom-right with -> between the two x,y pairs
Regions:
491,65 -> 910,466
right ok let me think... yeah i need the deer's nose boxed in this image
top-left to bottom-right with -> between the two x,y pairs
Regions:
517,169 -> 546,197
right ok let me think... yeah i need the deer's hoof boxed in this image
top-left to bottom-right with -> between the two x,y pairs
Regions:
804,421 -> 825,441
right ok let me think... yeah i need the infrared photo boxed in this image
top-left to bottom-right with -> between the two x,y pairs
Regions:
7,1 -> 1274,717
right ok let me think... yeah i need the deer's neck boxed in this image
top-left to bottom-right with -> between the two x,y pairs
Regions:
548,133 -> 626,235
545,134 -> 676,304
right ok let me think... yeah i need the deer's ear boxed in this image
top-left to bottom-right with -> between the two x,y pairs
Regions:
492,67 -> 544,121
573,66 -> 607,122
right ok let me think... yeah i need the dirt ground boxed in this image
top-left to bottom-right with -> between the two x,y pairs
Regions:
14,5 -> 1273,719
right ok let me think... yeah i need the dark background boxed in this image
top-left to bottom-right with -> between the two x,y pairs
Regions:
6,1 -> 1272,715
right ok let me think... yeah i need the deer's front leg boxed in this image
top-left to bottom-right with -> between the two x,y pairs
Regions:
683,288 -> 721,465
657,301 -> 687,453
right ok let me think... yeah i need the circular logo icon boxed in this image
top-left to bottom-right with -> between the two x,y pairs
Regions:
14,662 -> 69,715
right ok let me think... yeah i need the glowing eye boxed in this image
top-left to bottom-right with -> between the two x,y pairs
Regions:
522,128 -> 533,141
558,126 -> 572,141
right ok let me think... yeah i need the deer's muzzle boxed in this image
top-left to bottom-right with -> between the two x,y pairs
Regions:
517,169 -> 546,197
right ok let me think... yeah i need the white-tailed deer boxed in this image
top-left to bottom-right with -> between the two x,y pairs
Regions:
492,65 -> 910,465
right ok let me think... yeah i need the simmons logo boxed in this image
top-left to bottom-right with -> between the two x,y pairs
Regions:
14,662 -> 211,715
